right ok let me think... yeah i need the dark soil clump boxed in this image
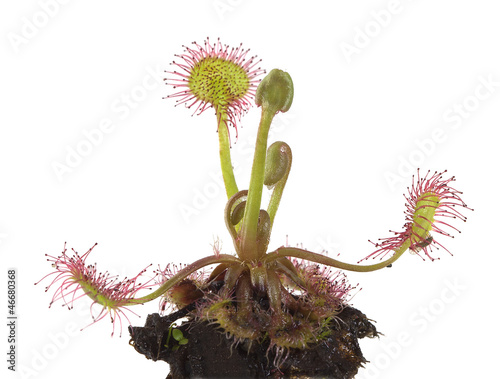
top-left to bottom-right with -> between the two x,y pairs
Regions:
129,304 -> 378,379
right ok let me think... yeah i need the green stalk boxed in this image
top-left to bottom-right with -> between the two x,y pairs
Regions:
217,110 -> 238,199
238,106 -> 275,261
267,173 -> 288,229
266,240 -> 411,272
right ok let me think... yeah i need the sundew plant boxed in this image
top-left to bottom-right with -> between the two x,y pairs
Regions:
37,38 -> 472,367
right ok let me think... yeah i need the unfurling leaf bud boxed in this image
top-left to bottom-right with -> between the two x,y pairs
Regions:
168,279 -> 204,308
264,142 -> 291,188
255,69 -> 294,114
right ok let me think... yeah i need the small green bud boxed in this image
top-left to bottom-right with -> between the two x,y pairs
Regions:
255,69 -> 294,113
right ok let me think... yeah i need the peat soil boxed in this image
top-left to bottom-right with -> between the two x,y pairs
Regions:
129,304 -> 378,379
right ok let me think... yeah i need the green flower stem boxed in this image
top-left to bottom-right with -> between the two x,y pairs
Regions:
217,110 -> 239,199
239,106 -> 275,262
127,254 -> 241,306
266,239 -> 411,272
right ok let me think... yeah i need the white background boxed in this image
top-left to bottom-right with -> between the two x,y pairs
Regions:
1,1 -> 499,378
